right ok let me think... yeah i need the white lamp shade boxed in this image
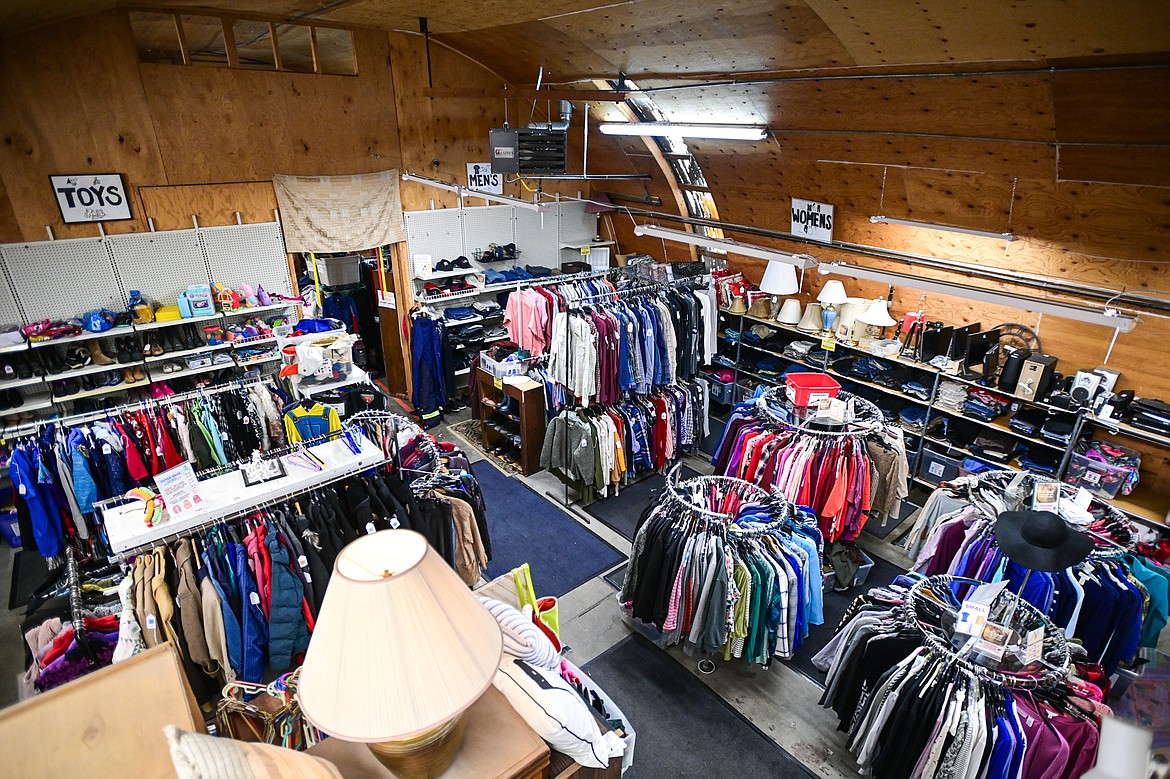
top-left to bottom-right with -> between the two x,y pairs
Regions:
817,280 -> 848,305
796,302 -> 822,332
297,530 -> 503,743
777,299 -> 803,325
837,298 -> 868,330
758,260 -> 800,296
857,299 -> 897,327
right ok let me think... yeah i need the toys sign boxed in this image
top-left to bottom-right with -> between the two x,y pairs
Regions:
466,163 -> 503,195
50,173 -> 132,223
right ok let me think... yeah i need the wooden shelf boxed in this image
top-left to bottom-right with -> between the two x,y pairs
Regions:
477,368 -> 546,476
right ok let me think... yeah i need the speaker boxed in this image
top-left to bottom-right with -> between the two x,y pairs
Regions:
1093,367 -> 1120,394
998,347 -> 1031,391
1015,354 -> 1058,401
1071,370 -> 1103,406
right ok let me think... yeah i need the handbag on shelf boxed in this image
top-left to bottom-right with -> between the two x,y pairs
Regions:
513,562 -> 561,651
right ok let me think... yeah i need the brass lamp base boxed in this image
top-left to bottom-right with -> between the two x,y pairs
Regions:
367,716 -> 467,779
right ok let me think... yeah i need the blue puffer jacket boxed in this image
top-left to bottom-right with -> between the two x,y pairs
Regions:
233,543 -> 268,683
265,522 -> 309,671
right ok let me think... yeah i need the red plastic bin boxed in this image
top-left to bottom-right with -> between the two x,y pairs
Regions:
785,372 -> 841,407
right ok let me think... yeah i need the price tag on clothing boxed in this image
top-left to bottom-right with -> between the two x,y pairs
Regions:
366,522 -> 377,534
304,574 -> 312,583
249,592 -> 260,606
102,444 -> 113,455
820,338 -> 837,352
390,515 -> 401,529
297,555 -> 308,569
146,615 -> 156,629
1023,627 -> 1044,664
18,484 -> 26,495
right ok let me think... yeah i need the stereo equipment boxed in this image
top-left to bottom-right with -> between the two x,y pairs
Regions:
998,347 -> 1031,392
1015,354 -> 1058,401
1071,370 -> 1103,406
1093,368 -> 1121,394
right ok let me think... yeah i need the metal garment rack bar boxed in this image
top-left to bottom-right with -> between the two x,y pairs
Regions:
0,377 -> 275,439
106,411 -> 424,561
417,265 -> 627,306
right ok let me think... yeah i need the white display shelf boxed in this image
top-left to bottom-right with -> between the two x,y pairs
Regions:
29,327 -> 135,348
0,396 -> 55,418
0,342 -> 29,355
102,432 -> 385,554
53,378 -> 149,402
134,316 -> 219,332
145,343 -> 230,363
235,353 -> 281,366
49,360 -> 144,380
230,334 -> 278,348
222,302 -> 295,317
414,267 -> 480,281
297,367 -> 369,398
560,240 -> 614,250
0,375 -> 46,391
149,360 -> 234,383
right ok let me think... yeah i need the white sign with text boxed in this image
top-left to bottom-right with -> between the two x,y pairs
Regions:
466,163 -> 503,195
51,173 -> 132,223
790,197 -> 834,242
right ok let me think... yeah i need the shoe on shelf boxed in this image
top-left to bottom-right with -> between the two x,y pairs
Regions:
103,372 -> 122,387
1,362 -> 14,381
116,339 -> 134,364
149,336 -> 164,356
0,390 -> 11,411
122,368 -> 136,384
64,346 -> 91,370
86,340 -> 114,366
141,338 -> 152,357
166,331 -> 184,353
54,378 -> 80,396
132,366 -> 146,382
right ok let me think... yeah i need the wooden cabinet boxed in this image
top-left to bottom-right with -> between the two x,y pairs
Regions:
308,687 -> 550,779
477,367 -> 547,475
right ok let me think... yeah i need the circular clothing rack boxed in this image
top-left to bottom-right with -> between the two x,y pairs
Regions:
754,386 -> 886,437
662,463 -> 773,521
945,469 -> 1139,558
903,574 -> 1071,689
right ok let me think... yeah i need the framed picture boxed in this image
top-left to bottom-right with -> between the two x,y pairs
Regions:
49,173 -> 132,223
241,455 -> 287,487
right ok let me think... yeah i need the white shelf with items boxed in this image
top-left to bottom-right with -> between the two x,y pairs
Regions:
297,367 -> 370,398
0,395 -> 54,417
145,343 -> 231,363
0,375 -> 46,391
29,328 -> 135,348
0,342 -> 30,355
134,317 -> 219,333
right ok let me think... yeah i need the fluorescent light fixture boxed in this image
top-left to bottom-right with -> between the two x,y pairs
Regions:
401,172 -> 548,212
870,215 -> 1015,242
819,262 -> 1137,333
599,122 -> 767,141
633,224 -> 817,269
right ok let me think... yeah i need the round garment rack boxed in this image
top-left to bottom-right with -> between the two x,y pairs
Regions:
662,463 -> 772,522
903,574 -> 1071,689
754,386 -> 886,437
945,469 -> 1139,558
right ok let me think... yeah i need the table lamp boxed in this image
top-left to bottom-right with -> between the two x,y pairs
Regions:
776,299 -> 803,325
835,297 -> 869,345
856,298 -> 897,344
297,530 -> 503,779
759,260 -> 800,322
816,280 -> 848,337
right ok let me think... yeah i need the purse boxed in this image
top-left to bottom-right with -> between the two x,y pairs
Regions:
513,563 -> 561,651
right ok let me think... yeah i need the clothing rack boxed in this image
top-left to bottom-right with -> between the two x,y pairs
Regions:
0,377 -> 276,440
662,463 -> 771,521
572,276 -> 706,307
900,574 -> 1071,689
753,386 -> 886,438
944,470 -> 1139,558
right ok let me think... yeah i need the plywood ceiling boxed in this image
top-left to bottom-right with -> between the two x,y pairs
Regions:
4,0 -> 1168,129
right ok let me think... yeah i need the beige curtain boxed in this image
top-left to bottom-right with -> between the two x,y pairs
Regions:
272,169 -> 405,253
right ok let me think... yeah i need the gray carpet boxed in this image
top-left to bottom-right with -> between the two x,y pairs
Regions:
583,634 -> 818,778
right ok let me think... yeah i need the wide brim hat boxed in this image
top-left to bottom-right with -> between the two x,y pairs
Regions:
995,510 -> 1094,572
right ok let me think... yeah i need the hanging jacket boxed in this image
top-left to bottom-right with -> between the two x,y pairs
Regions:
232,543 -> 267,683
204,547 -> 243,678
173,539 -> 212,672
264,522 -> 310,671
9,447 -> 64,558
244,524 -> 273,619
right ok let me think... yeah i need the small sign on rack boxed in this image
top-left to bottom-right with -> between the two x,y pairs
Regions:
155,461 -> 202,518
241,451 -> 288,487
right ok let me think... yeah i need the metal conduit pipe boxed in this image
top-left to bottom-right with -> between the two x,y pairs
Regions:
626,62 -> 1170,94
607,206 -> 1170,314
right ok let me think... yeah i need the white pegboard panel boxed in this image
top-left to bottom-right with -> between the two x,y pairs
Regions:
201,222 -> 293,296
558,200 -> 599,248
0,260 -> 22,323
108,229 -> 207,305
514,205 -> 561,267
460,205 -> 514,260
405,209 -> 464,275
1,237 -> 123,321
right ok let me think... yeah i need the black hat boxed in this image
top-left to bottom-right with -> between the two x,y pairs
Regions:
995,511 -> 1094,572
